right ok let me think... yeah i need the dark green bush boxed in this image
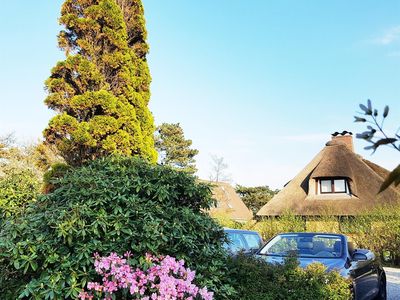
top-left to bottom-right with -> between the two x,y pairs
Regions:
0,157 -> 234,299
228,254 -> 351,300
42,162 -> 71,193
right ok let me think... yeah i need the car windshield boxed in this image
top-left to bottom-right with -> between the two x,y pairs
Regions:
259,234 -> 343,258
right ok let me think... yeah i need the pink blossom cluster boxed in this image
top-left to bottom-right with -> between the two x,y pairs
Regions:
78,252 -> 213,300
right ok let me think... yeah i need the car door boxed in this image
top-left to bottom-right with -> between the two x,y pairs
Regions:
350,252 -> 379,300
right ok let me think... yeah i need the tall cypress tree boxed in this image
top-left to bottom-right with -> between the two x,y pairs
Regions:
44,0 -> 157,166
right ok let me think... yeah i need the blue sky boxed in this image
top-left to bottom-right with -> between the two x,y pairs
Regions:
0,1 -> 399,188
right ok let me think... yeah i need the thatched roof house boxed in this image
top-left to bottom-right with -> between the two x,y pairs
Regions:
257,132 -> 400,217
207,181 -> 253,222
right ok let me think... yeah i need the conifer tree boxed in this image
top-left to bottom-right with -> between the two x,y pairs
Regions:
44,0 -> 157,166
155,123 -> 199,174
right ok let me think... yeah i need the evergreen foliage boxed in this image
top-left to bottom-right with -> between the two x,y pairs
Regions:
44,0 -> 157,166
116,0 -> 149,58
0,157 -> 234,299
235,185 -> 279,214
155,123 -> 199,174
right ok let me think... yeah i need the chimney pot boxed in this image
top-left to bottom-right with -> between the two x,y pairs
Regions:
331,131 -> 354,152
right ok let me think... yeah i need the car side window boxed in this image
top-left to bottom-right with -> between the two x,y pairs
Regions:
242,233 -> 262,250
226,232 -> 246,252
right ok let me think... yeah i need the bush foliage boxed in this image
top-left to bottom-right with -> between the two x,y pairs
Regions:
0,167 -> 41,219
0,157 -> 234,299
228,254 -> 351,300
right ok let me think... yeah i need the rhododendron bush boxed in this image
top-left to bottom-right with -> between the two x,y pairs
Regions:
0,157 -> 234,299
79,252 -> 213,300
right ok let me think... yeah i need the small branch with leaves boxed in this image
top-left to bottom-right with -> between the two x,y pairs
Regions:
354,100 -> 400,191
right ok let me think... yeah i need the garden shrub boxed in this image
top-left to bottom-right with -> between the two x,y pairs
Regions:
0,167 -> 40,219
348,206 -> 400,265
253,212 -> 305,241
42,162 -> 71,193
210,211 -> 244,229
228,254 -> 351,300
0,156 -> 234,299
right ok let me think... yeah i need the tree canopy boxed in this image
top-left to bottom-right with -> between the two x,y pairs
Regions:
235,185 -> 279,215
155,123 -> 199,174
44,0 -> 157,166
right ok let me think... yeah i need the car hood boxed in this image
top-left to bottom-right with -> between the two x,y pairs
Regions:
257,255 -> 346,272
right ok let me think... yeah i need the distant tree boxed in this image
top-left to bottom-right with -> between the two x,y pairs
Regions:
209,155 -> 231,182
44,0 -> 157,166
31,142 -> 64,172
235,185 -> 279,214
0,134 -> 63,174
155,123 -> 199,174
0,134 -> 20,161
0,134 -> 13,153
0,167 -> 40,219
355,100 -> 399,191
0,135 -> 42,219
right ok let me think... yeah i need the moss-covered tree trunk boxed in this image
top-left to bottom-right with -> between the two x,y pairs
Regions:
44,0 -> 157,166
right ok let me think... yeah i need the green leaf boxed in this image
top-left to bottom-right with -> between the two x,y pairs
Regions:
13,260 -> 20,269
30,260 -> 38,271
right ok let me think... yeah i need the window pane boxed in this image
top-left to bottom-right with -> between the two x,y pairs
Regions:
225,233 -> 246,253
320,180 -> 332,193
242,233 -> 262,250
334,179 -> 346,192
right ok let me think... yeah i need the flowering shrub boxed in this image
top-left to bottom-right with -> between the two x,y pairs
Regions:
0,157 -> 233,299
79,252 -> 213,300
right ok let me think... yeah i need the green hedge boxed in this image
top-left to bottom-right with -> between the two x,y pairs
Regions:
228,254 -> 351,300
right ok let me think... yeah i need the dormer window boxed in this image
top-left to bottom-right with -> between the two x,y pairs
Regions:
318,178 -> 349,194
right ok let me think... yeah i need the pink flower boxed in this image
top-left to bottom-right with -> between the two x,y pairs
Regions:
80,251 -> 213,300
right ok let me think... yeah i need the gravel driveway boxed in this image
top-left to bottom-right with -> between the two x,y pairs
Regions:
384,267 -> 400,300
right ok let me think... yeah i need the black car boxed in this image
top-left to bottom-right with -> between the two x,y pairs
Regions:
256,232 -> 386,300
223,228 -> 264,255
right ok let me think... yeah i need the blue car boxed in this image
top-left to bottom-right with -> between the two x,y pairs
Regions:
256,232 -> 386,300
224,228 -> 264,255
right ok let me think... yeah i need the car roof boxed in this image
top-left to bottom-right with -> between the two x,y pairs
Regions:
277,232 -> 346,237
223,228 -> 261,235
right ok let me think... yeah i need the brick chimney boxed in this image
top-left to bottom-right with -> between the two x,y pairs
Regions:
331,131 -> 354,152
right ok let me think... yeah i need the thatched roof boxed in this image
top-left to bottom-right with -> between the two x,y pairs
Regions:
257,134 -> 400,217
206,181 -> 253,222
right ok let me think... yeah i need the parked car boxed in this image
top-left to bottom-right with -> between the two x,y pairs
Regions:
256,232 -> 386,300
223,228 -> 263,255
